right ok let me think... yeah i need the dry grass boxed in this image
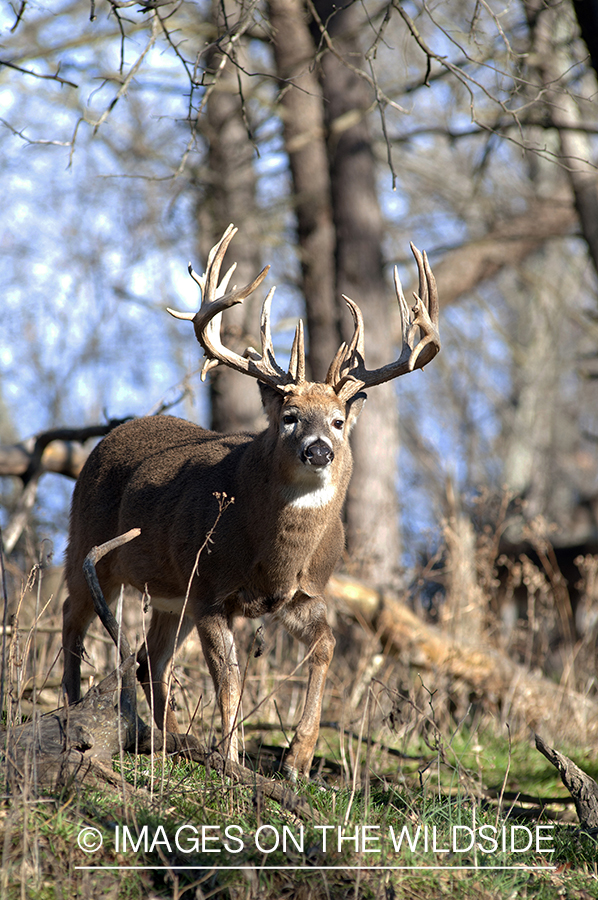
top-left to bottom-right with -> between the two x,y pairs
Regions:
1,512 -> 597,899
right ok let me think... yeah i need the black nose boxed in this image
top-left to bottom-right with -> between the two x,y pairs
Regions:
302,440 -> 334,467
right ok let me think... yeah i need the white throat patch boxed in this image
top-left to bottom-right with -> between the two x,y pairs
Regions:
281,468 -> 337,509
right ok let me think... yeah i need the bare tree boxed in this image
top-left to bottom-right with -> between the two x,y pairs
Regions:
196,0 -> 266,433
268,0 -> 339,381
524,0 -> 598,277
2,0 -> 598,588
316,0 -> 403,585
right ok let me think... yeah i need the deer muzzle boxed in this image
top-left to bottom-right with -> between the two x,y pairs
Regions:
301,439 -> 334,468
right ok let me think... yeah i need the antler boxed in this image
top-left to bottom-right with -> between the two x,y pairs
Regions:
327,243 -> 440,402
169,227 -> 439,400
167,225 -> 306,393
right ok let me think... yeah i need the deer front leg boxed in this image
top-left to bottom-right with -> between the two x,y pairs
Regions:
277,597 -> 335,781
196,614 -> 242,763
137,609 -> 195,734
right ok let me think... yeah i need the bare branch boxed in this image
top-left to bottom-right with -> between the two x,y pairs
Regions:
0,117 -> 74,148
90,14 -> 160,134
306,0 -> 408,114
2,474 -> 42,555
10,1 -> 28,32
0,58 -> 77,88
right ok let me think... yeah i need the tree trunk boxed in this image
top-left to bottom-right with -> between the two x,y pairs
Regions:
268,0 -> 339,382
198,3 -> 266,433
525,0 -> 598,280
500,256 -> 570,522
315,0 -> 402,587
572,0 -> 598,82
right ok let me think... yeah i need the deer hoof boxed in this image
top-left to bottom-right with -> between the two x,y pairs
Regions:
282,746 -> 313,782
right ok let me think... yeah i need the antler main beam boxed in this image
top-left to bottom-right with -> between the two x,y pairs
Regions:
329,243 -> 440,402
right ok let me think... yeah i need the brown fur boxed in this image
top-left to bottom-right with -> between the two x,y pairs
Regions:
62,383 -> 364,778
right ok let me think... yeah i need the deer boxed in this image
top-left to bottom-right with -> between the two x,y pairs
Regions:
62,225 -> 439,780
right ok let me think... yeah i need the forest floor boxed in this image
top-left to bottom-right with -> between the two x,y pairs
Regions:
1,554 -> 597,899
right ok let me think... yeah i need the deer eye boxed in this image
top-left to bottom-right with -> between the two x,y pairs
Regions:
282,413 -> 298,426
332,419 -> 344,430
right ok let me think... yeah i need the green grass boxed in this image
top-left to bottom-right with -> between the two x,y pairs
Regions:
2,569 -> 597,899
1,730 -> 597,900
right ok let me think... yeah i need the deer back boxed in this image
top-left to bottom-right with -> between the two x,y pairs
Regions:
66,382 -> 361,619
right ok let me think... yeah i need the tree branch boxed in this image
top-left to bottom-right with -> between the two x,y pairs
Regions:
0,58 -> 77,88
404,196 -> 578,311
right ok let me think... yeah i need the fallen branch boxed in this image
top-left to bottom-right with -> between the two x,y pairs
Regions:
0,420 -> 130,553
82,528 -> 140,734
535,734 -> 598,831
0,422 -> 129,482
329,574 -> 598,747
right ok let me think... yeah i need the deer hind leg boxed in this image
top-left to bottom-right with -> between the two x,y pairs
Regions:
62,558 -> 125,704
195,614 -> 241,764
62,588 -> 97,705
276,596 -> 335,781
137,609 -> 195,734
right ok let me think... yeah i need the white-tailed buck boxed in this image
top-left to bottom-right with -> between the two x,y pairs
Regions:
62,225 -> 439,779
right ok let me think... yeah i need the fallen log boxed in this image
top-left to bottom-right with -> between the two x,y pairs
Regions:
3,658 -> 138,789
1,529 -> 195,788
1,659 -> 318,819
535,734 -> 598,831
329,574 -> 598,746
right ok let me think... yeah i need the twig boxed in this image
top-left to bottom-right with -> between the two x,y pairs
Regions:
306,0 -> 407,114
0,529 -> 9,721
162,493 -> 235,757
10,0 -> 27,31
90,15 -> 160,135
0,58 -> 77,88
495,722 -> 512,828
343,689 -> 370,827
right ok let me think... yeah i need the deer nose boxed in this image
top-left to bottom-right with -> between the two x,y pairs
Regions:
302,440 -> 334,467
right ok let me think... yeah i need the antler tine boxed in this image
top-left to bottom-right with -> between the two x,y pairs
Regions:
325,341 -> 348,386
200,356 -> 220,381
341,295 -> 365,363
168,225 -> 239,325
168,226 -> 301,393
258,287 -> 286,377
325,295 -> 364,390
288,319 -> 306,384
331,243 -> 440,401
406,244 -> 440,371
410,241 -> 428,308
393,265 -> 411,348
422,247 -> 439,324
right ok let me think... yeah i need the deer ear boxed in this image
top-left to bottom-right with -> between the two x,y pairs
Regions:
259,382 -> 284,420
346,391 -> 366,433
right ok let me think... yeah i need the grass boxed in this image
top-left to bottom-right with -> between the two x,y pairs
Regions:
1,715 -> 597,900
1,544 -> 597,899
